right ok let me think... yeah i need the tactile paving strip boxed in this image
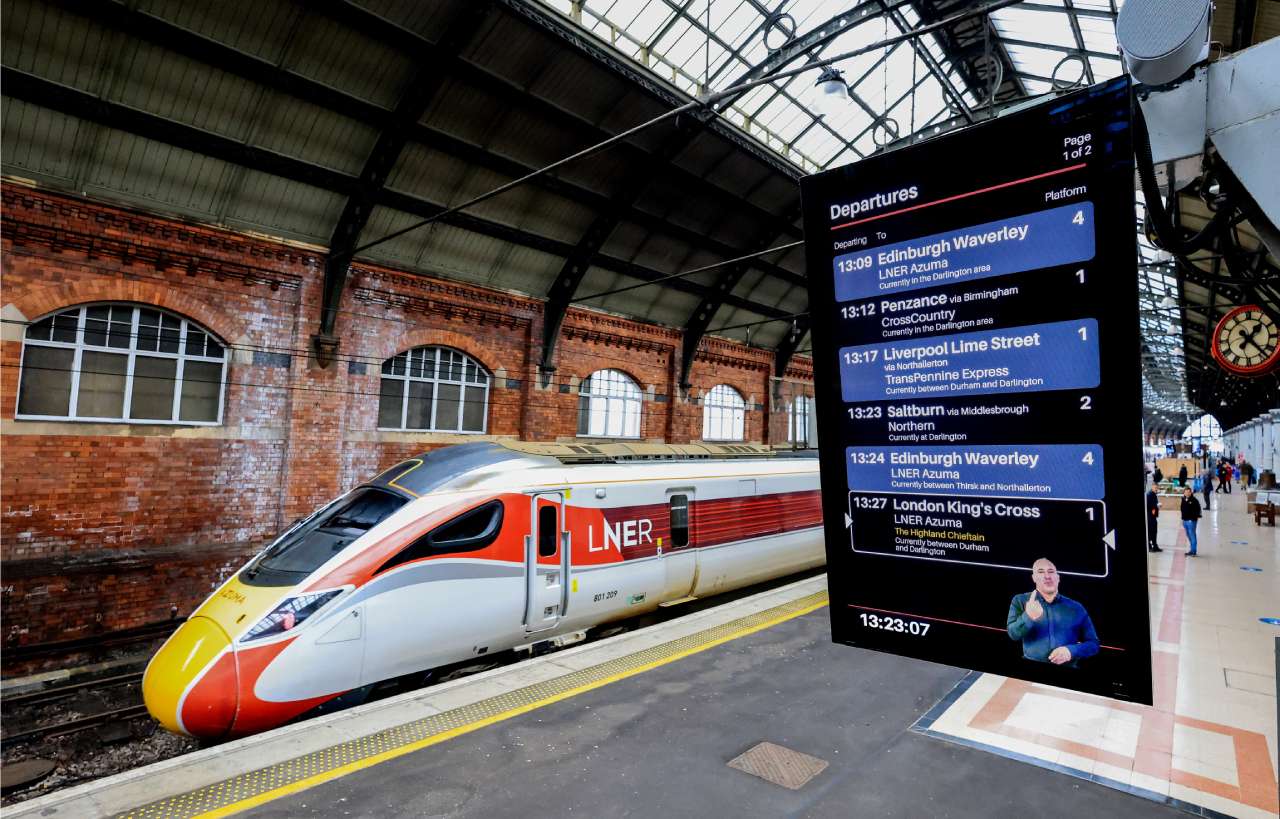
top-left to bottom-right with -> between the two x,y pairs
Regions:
119,589 -> 829,818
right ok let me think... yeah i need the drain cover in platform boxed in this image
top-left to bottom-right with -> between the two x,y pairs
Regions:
727,741 -> 828,790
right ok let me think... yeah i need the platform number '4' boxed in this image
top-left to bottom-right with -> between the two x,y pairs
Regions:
1082,451 -> 1095,465
1072,209 -> 1085,225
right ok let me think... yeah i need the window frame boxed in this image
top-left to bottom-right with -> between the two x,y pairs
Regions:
375,499 -> 505,575
788,395 -> 815,446
702,383 -> 746,442
668,493 -> 690,548
537,503 -> 559,558
15,303 -> 227,426
377,346 -> 491,434
577,368 -> 643,440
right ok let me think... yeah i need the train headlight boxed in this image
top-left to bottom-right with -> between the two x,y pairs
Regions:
241,589 -> 343,642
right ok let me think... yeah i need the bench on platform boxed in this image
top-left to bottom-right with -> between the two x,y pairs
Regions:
1246,489 -> 1279,526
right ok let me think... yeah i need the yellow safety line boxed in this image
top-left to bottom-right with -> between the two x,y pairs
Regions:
191,596 -> 829,819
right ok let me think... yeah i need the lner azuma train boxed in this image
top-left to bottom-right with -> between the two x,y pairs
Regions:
143,441 -> 823,738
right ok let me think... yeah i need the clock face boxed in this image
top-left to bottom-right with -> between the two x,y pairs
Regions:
1213,306 -> 1279,376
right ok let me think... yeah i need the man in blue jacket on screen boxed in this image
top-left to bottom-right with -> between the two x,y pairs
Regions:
1007,558 -> 1100,667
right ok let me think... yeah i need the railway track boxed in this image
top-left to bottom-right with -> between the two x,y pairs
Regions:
1,671 -> 150,750
1,705 -> 151,749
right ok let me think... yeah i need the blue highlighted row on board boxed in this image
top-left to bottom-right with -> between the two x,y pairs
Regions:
839,318 -> 1099,402
834,202 -> 1095,302
845,443 -> 1105,500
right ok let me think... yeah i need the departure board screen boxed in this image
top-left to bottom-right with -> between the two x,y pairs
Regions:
802,79 -> 1152,704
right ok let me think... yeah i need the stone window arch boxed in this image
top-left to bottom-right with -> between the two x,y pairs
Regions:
702,384 -> 746,441
378,346 -> 490,432
16,303 -> 226,424
788,395 -> 816,447
577,369 -> 642,438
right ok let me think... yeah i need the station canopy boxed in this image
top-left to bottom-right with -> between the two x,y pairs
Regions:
2,0 -> 1275,426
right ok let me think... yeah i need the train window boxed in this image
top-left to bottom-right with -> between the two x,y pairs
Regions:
376,500 -> 505,574
669,494 -> 689,548
242,488 -> 408,586
538,505 -> 558,557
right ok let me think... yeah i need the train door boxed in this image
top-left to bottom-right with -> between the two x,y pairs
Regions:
662,487 -> 697,600
525,491 -> 568,634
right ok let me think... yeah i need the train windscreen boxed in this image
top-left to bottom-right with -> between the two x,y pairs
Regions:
242,487 -> 408,586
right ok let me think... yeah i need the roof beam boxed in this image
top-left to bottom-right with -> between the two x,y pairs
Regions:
492,0 -> 802,180
678,202 -> 803,389
311,0 -> 804,239
996,37 -> 1122,63
1231,0 -> 1259,51
317,2 -> 493,362
1061,1 -> 1097,85
539,120 -> 708,377
773,314 -> 812,379
3,68 -> 788,323
32,1 -> 807,301
715,1 -> 905,111
912,1 -> 1026,104
1015,2 -> 1114,19
878,1 -> 974,124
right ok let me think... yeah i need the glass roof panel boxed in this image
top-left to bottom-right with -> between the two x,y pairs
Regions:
538,0 -> 1185,416
606,0 -> 673,43
1078,15 -> 1120,53
991,6 -> 1079,49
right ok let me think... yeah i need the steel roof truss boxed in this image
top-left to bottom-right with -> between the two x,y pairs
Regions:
317,2 -> 494,362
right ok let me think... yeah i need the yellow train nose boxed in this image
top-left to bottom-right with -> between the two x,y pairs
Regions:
143,616 -> 236,737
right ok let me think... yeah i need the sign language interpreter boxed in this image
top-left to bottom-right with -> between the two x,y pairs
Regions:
1006,558 -> 1100,668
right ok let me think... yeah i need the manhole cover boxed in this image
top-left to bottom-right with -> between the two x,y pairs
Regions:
727,741 -> 828,790
1,759 -> 56,793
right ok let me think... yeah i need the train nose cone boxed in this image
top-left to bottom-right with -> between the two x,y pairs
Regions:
143,616 -> 237,738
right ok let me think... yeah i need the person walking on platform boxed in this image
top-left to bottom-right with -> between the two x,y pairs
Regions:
1154,464 -> 1164,485
1146,482 -> 1162,552
1214,460 -> 1225,493
1181,486 -> 1202,556
1223,462 -> 1233,494
1200,465 -> 1214,511
1178,463 -> 1188,487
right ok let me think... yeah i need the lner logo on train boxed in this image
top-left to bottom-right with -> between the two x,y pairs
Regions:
588,518 -> 654,553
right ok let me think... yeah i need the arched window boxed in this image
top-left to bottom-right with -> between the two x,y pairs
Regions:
702,384 -> 746,441
16,304 -> 226,424
788,396 -> 816,447
577,369 -> 641,438
378,347 -> 490,432
1182,413 -> 1223,452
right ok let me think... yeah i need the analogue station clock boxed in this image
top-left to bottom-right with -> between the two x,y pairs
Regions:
1212,304 -> 1280,376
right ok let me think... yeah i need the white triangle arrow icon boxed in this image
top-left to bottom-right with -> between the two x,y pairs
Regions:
1103,530 -> 1116,550
844,513 -> 853,528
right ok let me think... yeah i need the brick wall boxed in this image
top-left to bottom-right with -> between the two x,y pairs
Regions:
0,185 -> 812,655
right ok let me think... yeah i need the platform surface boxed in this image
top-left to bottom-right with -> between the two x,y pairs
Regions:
239,605 -> 1183,819
10,491 -> 1277,819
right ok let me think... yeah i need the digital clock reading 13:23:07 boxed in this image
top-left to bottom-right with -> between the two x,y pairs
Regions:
859,613 -> 930,635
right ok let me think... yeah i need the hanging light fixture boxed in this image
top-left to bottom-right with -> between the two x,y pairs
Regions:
813,66 -> 849,118
1158,295 -> 1177,309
